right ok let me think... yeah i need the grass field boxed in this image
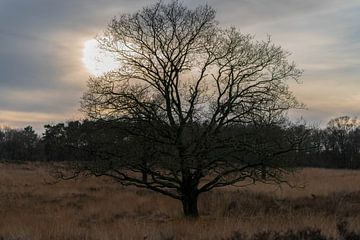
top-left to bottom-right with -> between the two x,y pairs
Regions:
1,163 -> 360,239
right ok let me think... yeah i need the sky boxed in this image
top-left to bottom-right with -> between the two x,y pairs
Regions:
0,0 -> 359,132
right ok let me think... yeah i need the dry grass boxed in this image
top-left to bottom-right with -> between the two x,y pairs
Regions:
0,163 -> 360,239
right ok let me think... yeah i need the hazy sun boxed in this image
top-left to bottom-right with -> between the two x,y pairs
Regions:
82,39 -> 119,76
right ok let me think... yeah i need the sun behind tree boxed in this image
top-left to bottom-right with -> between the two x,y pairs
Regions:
82,39 -> 119,76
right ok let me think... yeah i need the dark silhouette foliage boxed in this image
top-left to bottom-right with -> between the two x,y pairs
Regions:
0,126 -> 42,161
3,115 -> 360,169
75,0 -> 306,217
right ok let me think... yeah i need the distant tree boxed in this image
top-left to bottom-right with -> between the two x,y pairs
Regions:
21,126 -> 39,160
0,126 -> 39,161
43,123 -> 68,161
297,127 -> 326,167
0,128 -> 5,160
77,1 -> 304,217
324,116 -> 360,168
42,120 -> 128,162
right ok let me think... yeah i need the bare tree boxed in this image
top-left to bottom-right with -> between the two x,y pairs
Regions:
325,116 -> 360,168
80,0 -> 304,217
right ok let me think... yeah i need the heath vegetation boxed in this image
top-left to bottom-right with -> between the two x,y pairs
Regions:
0,163 -> 360,239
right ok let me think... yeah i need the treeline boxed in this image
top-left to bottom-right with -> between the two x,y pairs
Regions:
296,116 -> 360,169
0,120 -> 127,162
1,116 -> 360,169
0,126 -> 42,161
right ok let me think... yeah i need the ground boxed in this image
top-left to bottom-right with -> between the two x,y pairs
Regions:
0,163 -> 360,239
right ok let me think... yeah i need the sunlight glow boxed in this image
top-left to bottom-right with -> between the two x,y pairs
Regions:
82,39 -> 119,76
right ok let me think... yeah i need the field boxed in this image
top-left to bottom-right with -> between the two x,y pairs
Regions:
1,163 -> 360,239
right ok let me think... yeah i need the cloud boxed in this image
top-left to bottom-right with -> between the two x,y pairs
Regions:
0,110 -> 69,123
0,0 -> 148,133
235,1 -> 360,127
0,0 -> 359,131
0,109 -> 81,133
205,0 -> 348,27
0,88 -> 82,113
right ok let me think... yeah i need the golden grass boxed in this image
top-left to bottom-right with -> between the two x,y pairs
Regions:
0,163 -> 360,239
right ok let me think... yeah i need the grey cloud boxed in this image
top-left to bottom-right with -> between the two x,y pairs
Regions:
203,0 -> 344,26
0,0 -> 360,130
0,87 -> 82,113
0,0 -> 151,90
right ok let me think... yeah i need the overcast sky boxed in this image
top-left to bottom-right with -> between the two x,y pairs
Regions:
0,0 -> 359,131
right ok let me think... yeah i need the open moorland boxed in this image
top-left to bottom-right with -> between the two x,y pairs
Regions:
1,163 -> 360,239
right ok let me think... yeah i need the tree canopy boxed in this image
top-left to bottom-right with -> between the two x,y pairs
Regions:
78,0 -> 304,217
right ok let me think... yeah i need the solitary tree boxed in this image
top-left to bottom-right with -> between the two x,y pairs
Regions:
79,0 -> 305,217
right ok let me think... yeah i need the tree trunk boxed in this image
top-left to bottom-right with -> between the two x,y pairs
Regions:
181,193 -> 199,218
261,165 -> 266,180
180,167 -> 200,218
141,157 -> 148,183
142,171 -> 148,183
